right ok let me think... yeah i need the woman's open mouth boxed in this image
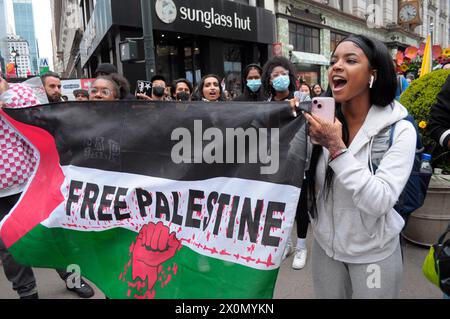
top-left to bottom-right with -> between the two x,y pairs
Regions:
332,76 -> 348,92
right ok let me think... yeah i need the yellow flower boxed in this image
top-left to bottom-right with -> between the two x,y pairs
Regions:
443,48 -> 450,58
419,121 -> 427,129
400,64 -> 409,72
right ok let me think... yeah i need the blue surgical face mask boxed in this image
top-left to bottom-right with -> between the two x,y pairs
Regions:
272,75 -> 290,92
246,79 -> 262,92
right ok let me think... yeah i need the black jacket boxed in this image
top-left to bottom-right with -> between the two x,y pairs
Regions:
428,75 -> 450,147
233,89 -> 266,102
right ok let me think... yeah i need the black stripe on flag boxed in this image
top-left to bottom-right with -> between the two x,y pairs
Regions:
5,101 -> 308,187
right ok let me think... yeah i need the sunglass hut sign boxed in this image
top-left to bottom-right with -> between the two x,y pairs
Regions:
155,0 -> 253,33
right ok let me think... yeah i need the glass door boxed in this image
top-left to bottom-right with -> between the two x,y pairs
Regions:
184,41 -> 201,85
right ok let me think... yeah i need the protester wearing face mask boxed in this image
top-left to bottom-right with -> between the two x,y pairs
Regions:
261,56 -> 297,102
151,75 -> 167,101
234,64 -> 266,102
171,78 -> 193,101
137,75 -> 168,101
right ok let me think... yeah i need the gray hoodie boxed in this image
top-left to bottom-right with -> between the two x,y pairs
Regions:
311,101 -> 416,264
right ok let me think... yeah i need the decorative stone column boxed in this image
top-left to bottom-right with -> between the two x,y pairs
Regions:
276,17 -> 290,56
321,28 -> 331,89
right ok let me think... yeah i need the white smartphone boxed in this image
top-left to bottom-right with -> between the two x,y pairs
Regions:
310,97 -> 336,144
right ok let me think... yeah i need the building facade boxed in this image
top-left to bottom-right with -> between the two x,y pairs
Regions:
275,0 -> 449,88
417,0 -> 449,45
13,0 -> 39,75
50,0 -> 84,77
7,34 -> 31,78
51,0 -> 448,91
68,0 -> 276,94
0,0 -> 8,74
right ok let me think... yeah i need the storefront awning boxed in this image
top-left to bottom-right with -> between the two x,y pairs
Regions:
291,51 -> 330,66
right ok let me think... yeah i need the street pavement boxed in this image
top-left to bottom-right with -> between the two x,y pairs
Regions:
274,230 -> 442,299
0,228 -> 443,299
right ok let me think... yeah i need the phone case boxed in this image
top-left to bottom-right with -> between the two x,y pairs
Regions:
310,97 -> 335,144
136,80 -> 152,97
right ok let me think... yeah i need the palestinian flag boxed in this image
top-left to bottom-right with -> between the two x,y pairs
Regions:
0,101 -> 308,299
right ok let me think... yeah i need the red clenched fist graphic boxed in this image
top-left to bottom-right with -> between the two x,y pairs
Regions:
131,222 -> 181,292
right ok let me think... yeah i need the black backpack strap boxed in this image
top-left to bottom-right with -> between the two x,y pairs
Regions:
391,115 -> 423,150
371,115 -> 415,171
404,114 -> 423,150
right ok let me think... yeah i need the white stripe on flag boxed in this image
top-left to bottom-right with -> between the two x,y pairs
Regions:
40,165 -> 301,270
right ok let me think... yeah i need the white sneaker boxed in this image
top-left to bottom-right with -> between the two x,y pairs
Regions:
292,248 -> 307,270
282,243 -> 293,261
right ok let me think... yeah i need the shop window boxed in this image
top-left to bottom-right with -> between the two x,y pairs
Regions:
184,45 -> 201,85
223,43 -> 242,99
289,22 -> 320,54
295,64 -> 321,88
156,44 -> 181,84
330,32 -> 347,53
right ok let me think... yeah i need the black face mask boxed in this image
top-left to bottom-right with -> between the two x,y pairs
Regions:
176,92 -> 190,101
152,86 -> 165,97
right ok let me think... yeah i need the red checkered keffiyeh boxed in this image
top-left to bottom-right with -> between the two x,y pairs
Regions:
0,123 -> 37,191
1,83 -> 40,196
2,83 -> 41,109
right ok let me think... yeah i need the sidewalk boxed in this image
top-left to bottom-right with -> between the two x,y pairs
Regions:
0,230 -> 442,299
274,230 -> 442,299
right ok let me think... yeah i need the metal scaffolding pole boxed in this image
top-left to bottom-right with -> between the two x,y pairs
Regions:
141,0 -> 156,80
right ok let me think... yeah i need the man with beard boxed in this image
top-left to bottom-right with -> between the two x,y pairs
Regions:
41,72 -> 63,103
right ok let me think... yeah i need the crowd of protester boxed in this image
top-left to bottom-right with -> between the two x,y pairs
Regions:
46,59 -> 324,104
0,56 -> 326,299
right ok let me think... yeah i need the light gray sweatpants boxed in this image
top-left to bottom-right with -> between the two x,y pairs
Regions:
312,240 -> 403,299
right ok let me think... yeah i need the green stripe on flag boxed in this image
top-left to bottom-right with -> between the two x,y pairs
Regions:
8,225 -> 278,299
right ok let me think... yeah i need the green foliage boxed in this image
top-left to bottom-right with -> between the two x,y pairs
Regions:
400,70 -> 450,172
400,69 -> 450,124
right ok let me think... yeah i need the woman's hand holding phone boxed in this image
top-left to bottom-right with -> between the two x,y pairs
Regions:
308,97 -> 336,145
311,97 -> 335,123
305,97 -> 346,153
136,93 -> 152,101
